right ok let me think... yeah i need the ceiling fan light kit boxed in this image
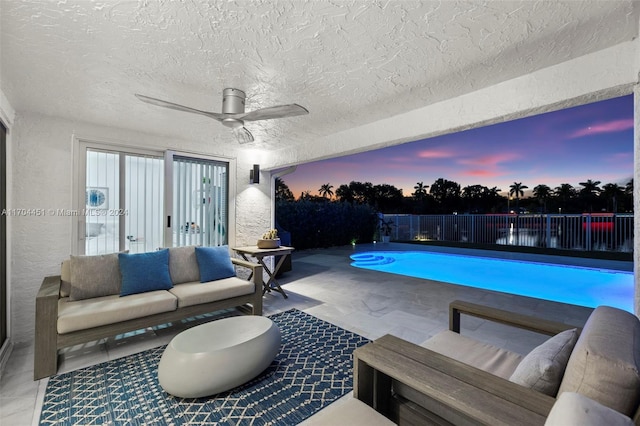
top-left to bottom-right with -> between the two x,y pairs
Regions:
135,88 -> 308,143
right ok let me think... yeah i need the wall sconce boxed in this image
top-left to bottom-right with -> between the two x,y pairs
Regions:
249,164 -> 260,184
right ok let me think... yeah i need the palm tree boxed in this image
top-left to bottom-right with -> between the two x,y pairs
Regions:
509,182 -> 528,245
601,183 -> 624,212
578,179 -> 602,212
412,181 -> 429,213
508,182 -> 528,214
487,186 -> 503,213
532,184 -> 551,213
624,179 -> 633,212
318,183 -> 334,199
412,182 -> 429,199
554,183 -> 575,212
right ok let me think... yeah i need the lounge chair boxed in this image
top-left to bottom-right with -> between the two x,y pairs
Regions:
352,300 -> 640,425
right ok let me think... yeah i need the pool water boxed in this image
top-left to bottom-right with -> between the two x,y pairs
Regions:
350,251 -> 633,312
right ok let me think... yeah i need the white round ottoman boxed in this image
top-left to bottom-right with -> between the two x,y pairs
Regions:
158,315 -> 281,398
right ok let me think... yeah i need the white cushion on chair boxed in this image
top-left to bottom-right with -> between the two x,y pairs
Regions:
545,392 -> 633,426
509,328 -> 578,396
301,395 -> 395,426
420,330 -> 523,379
557,306 -> 640,416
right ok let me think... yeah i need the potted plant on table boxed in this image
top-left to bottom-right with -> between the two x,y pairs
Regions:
257,229 -> 281,249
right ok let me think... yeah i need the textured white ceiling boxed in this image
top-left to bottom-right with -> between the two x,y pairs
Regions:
1,1 -> 638,153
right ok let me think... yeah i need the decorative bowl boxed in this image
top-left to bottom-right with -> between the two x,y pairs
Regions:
257,238 -> 280,249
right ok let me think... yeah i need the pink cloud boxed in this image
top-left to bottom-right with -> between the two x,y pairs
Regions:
458,153 -> 521,167
569,119 -> 633,138
417,149 -> 455,159
606,152 -> 633,161
462,170 -> 503,178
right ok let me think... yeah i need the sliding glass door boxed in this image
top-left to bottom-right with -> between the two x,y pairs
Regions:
78,142 -> 229,255
83,147 -> 164,254
165,153 -> 228,248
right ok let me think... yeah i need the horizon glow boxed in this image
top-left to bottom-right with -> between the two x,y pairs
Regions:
283,95 -> 633,199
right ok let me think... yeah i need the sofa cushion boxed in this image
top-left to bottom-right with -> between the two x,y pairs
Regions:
168,246 -> 200,284
509,328 -> 578,396
557,306 -> 640,416
305,396 -> 396,426
545,392 -> 634,426
57,291 -> 177,334
119,249 -> 173,296
420,330 -> 524,379
69,253 -> 122,301
168,277 -> 254,308
195,246 -> 236,282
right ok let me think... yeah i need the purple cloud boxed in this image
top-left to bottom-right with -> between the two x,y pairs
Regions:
569,119 -> 633,138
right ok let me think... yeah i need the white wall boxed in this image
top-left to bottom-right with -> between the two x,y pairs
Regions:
9,112 -> 271,344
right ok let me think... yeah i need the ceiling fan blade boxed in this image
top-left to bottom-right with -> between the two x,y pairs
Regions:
235,127 -> 254,144
135,94 -> 227,121
240,104 -> 309,122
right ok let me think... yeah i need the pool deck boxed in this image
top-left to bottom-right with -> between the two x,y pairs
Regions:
2,243 -> 633,425
274,243 -> 626,352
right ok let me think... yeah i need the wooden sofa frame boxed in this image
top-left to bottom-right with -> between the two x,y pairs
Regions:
34,258 -> 263,380
354,300 -> 582,426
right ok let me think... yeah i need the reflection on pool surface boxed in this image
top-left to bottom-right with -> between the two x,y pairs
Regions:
350,251 -> 633,312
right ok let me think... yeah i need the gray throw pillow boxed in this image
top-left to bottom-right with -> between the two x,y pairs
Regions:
69,253 -> 122,301
509,328 -> 578,396
168,246 -> 200,284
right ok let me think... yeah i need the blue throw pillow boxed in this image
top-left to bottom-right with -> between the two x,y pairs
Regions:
195,246 -> 236,282
119,249 -> 173,296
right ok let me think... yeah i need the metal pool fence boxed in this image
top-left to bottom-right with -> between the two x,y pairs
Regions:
382,213 -> 633,253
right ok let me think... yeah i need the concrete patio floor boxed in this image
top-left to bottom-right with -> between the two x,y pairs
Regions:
1,243 -> 630,425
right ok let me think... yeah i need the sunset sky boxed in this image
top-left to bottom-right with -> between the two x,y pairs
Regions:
282,94 -> 633,199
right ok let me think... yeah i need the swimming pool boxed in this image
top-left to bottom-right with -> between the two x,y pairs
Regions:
350,251 -> 634,312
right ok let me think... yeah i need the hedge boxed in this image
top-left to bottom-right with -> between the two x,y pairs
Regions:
276,200 -> 378,249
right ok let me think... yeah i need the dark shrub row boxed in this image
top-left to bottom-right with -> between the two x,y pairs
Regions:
276,200 -> 378,249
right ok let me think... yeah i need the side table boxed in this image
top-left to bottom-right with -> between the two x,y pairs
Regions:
233,245 -> 294,298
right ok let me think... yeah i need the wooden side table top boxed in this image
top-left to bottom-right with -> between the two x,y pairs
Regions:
233,246 -> 294,257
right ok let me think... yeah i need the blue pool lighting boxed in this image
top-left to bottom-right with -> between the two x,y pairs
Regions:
350,251 -> 633,312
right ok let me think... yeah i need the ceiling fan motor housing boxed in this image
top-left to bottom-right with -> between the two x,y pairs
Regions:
222,88 -> 246,114
221,88 -> 246,128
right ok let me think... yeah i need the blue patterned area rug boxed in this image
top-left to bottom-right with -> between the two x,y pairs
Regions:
39,309 -> 370,425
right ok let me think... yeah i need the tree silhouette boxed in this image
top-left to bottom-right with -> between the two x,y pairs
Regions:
533,184 -> 551,213
412,182 -> 429,200
509,182 -> 528,213
335,184 -> 354,203
412,181 -> 429,213
601,183 -> 624,213
318,183 -> 334,199
373,184 -> 404,212
275,177 -> 294,202
624,179 -> 634,212
554,183 -> 576,212
579,179 -> 602,212
461,184 -> 486,213
430,178 -> 461,213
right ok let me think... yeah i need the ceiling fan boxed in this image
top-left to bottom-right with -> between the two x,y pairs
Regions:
135,88 -> 309,143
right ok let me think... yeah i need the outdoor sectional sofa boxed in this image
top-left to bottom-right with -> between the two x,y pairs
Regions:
34,245 -> 263,380
353,300 -> 640,425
